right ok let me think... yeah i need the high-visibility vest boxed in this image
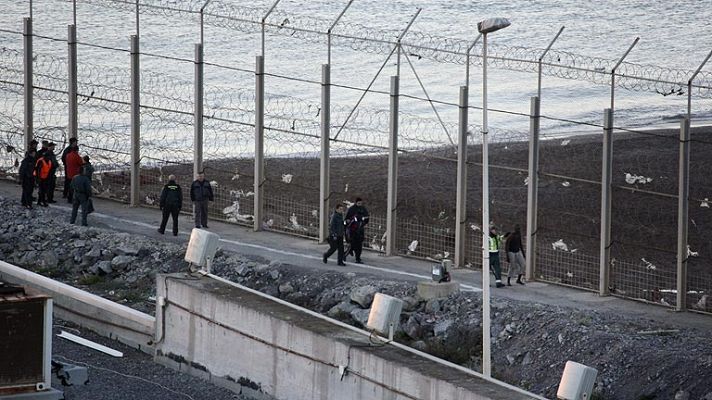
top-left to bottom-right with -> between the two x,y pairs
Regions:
488,235 -> 502,253
34,158 -> 51,180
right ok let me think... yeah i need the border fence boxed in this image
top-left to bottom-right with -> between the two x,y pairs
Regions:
0,0 -> 711,314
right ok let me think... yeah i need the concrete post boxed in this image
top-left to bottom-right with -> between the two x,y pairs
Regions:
385,76 -> 399,256
130,35 -> 140,207
676,118 -> 690,311
454,86 -> 468,267
68,24 -> 78,140
194,43 -> 204,179
23,17 -> 33,152
319,64 -> 331,243
254,55 -> 265,231
599,108 -> 613,296
525,96 -> 540,281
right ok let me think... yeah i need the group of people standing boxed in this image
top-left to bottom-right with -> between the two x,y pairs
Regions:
323,197 -> 370,266
18,138 -> 95,226
156,172 -> 214,236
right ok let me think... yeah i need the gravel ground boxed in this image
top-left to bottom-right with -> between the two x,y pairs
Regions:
51,321 -> 245,400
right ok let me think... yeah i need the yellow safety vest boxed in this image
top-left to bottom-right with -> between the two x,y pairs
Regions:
488,235 -> 502,253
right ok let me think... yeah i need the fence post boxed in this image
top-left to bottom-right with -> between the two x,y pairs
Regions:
130,35 -> 140,207
525,96 -> 540,281
194,43 -> 204,179
254,55 -> 265,231
454,86 -> 468,268
68,24 -> 78,140
676,117 -> 690,311
385,76 -> 399,256
599,108 -> 613,296
23,17 -> 33,152
319,64 -> 331,243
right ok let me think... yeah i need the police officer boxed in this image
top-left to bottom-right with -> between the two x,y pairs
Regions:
323,204 -> 346,266
345,197 -> 370,264
19,149 -> 36,209
46,143 -> 59,203
158,174 -> 182,236
489,224 -> 506,288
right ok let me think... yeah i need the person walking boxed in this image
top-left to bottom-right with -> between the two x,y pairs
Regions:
189,172 -> 213,229
34,152 -> 53,207
19,149 -> 36,209
505,225 -> 526,286
323,204 -> 346,266
46,143 -> 59,203
158,174 -> 182,236
61,138 -> 78,199
345,197 -> 370,264
70,168 -> 92,226
64,144 -> 83,203
488,224 -> 506,288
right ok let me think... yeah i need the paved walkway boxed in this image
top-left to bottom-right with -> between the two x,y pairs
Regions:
1,180 -> 708,331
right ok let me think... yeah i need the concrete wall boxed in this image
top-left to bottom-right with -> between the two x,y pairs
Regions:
0,260 -> 155,352
155,273 -> 543,400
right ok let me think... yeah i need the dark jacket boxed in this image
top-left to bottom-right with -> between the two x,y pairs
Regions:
19,153 -> 36,184
70,174 -> 92,202
46,150 -> 59,175
329,212 -> 345,238
160,180 -> 182,210
190,179 -> 214,202
505,230 -> 523,253
345,205 -> 370,229
81,162 -> 95,181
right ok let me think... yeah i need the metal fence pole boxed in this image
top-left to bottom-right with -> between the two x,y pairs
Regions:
68,24 -> 78,140
194,43 -> 204,179
254,55 -> 265,232
23,17 -> 33,152
319,64 -> 331,243
385,75 -> 399,256
130,35 -> 140,207
454,86 -> 468,267
599,108 -> 613,296
525,96 -> 540,281
676,117 -> 690,311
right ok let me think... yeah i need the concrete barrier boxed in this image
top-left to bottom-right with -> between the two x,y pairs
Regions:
0,260 -> 155,352
155,272 -> 544,400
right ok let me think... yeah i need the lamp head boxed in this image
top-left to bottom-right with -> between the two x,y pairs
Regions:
478,17 -> 511,34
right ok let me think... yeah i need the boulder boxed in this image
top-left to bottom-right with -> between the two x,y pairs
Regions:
350,285 -> 378,308
350,308 -> 371,328
111,255 -> 136,270
417,280 -> 459,300
433,319 -> 454,336
38,250 -> 59,269
327,301 -> 358,319
278,283 -> 294,295
424,299 -> 441,313
116,246 -> 139,256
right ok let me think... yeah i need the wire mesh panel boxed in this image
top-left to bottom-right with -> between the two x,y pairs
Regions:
0,45 -> 25,176
536,132 -> 601,289
610,130 -> 679,307
687,128 -> 712,313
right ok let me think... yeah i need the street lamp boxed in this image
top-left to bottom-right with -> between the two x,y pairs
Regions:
477,16 -> 510,379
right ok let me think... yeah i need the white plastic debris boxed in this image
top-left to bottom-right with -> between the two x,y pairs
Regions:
642,258 -> 656,270
289,213 -> 302,230
701,198 -> 710,208
265,219 -> 274,228
344,183 -> 349,193
407,240 -> 419,253
565,271 -> 574,278
231,174 -> 240,181
561,139 -> 570,146
438,211 -> 446,219
470,224 -> 481,232
524,177 -> 529,186
222,201 -> 253,223
145,196 -> 154,205
311,209 -> 318,218
552,239 -> 569,252
561,181 -> 570,187
624,173 -> 653,185
687,245 -> 699,257
210,180 -> 219,187
281,174 -> 293,184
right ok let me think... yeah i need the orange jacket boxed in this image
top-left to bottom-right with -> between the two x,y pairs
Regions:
34,157 -> 52,180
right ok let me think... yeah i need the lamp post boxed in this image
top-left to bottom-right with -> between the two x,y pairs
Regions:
477,16 -> 510,378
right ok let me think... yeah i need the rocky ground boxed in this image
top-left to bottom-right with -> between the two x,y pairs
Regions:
1,196 -> 711,400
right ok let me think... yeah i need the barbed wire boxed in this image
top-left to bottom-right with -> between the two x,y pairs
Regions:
73,0 -> 712,98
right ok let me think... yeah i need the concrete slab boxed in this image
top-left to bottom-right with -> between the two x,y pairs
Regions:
417,280 -> 460,300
